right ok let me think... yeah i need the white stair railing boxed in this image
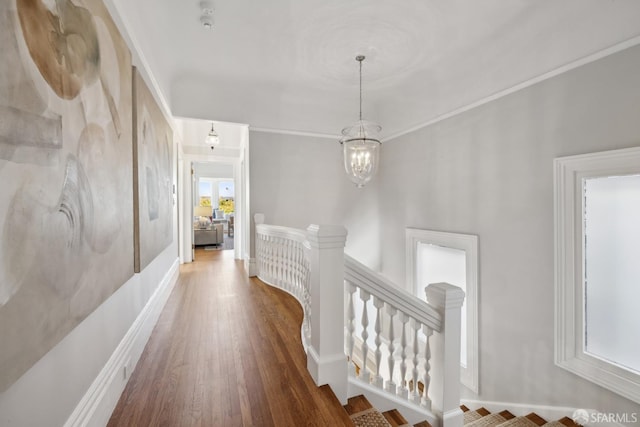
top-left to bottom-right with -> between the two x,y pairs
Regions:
344,254 -> 465,427
254,215 -> 464,427
254,219 -> 312,347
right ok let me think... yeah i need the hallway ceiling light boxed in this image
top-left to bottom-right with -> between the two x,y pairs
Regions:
206,122 -> 220,149
199,1 -> 214,29
339,55 -> 382,188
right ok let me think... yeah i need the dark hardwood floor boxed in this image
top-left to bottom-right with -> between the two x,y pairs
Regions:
108,249 -> 353,426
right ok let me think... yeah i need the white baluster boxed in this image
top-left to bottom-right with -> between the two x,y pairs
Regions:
372,296 -> 384,388
271,236 -> 277,284
284,239 -> 290,291
288,241 -> 292,291
421,325 -> 433,410
296,243 -> 301,294
266,236 -> 273,283
359,289 -> 371,383
259,235 -> 264,275
276,237 -> 280,283
303,251 -> 311,342
397,313 -> 409,399
385,305 -> 397,393
410,319 -> 421,404
280,237 -> 285,287
293,243 -> 299,296
346,282 -> 357,376
260,235 -> 264,277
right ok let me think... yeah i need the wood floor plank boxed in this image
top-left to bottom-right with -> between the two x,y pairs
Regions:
108,249 -> 353,426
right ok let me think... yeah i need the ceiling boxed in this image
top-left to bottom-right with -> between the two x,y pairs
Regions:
112,0 -> 640,139
178,118 -> 246,152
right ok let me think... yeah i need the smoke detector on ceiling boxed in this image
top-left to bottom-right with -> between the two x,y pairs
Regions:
199,1 -> 214,29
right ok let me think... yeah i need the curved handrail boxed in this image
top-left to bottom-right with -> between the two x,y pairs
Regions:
255,223 -> 312,350
256,223 -> 307,243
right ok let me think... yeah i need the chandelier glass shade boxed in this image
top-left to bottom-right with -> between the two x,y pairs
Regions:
340,55 -> 381,188
206,123 -> 219,147
340,120 -> 381,187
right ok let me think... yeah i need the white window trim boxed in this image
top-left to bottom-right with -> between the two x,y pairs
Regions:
406,228 -> 479,394
554,146 -> 640,404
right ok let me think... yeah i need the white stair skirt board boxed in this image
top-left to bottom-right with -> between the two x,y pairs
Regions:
348,377 -> 437,426
461,399 -> 591,427
64,258 -> 180,427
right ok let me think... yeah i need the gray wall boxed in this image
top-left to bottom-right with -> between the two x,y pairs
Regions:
378,45 -> 640,414
249,131 -> 381,268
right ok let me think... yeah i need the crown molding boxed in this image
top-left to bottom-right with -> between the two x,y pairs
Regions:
247,34 -> 640,144
250,127 -> 340,140
383,34 -> 640,142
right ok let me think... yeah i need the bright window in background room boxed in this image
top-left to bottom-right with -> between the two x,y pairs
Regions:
555,147 -> 640,404
406,228 -> 478,393
583,175 -> 640,372
218,181 -> 235,214
199,180 -> 212,207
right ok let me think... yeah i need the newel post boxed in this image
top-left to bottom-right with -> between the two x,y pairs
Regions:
426,283 -> 465,427
306,224 -> 348,404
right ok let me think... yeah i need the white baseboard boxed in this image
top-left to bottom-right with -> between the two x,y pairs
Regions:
64,258 -> 180,427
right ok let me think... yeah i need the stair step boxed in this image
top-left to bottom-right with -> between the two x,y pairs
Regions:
543,417 -> 581,427
497,416 -> 543,427
464,407 -> 492,424
464,411 -> 485,424
344,394 -> 433,427
500,410 -> 517,420
478,408 -> 491,417
344,394 -> 373,416
350,407 -> 394,427
382,409 -> 409,427
465,411 -> 515,427
525,413 -> 548,426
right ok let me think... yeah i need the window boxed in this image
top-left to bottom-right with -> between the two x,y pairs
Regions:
406,228 -> 479,393
198,180 -> 212,207
218,181 -> 235,214
554,147 -> 640,404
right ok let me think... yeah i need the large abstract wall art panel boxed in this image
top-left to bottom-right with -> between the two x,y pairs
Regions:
0,0 -> 134,391
132,69 -> 173,273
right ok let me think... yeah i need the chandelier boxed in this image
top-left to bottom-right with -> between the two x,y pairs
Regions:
339,55 -> 382,188
206,122 -> 219,149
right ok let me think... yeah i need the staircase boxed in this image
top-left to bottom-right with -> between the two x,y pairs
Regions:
343,395 -> 583,427
254,216 -> 582,427
460,405 -> 581,427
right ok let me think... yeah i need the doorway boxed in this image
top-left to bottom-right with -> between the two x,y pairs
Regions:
177,118 -> 249,265
192,164 -> 235,258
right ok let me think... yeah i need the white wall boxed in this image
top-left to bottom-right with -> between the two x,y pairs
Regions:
0,0 -> 180,424
0,244 -> 177,427
249,131 -> 381,269
377,45 -> 640,416
194,162 -> 234,179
